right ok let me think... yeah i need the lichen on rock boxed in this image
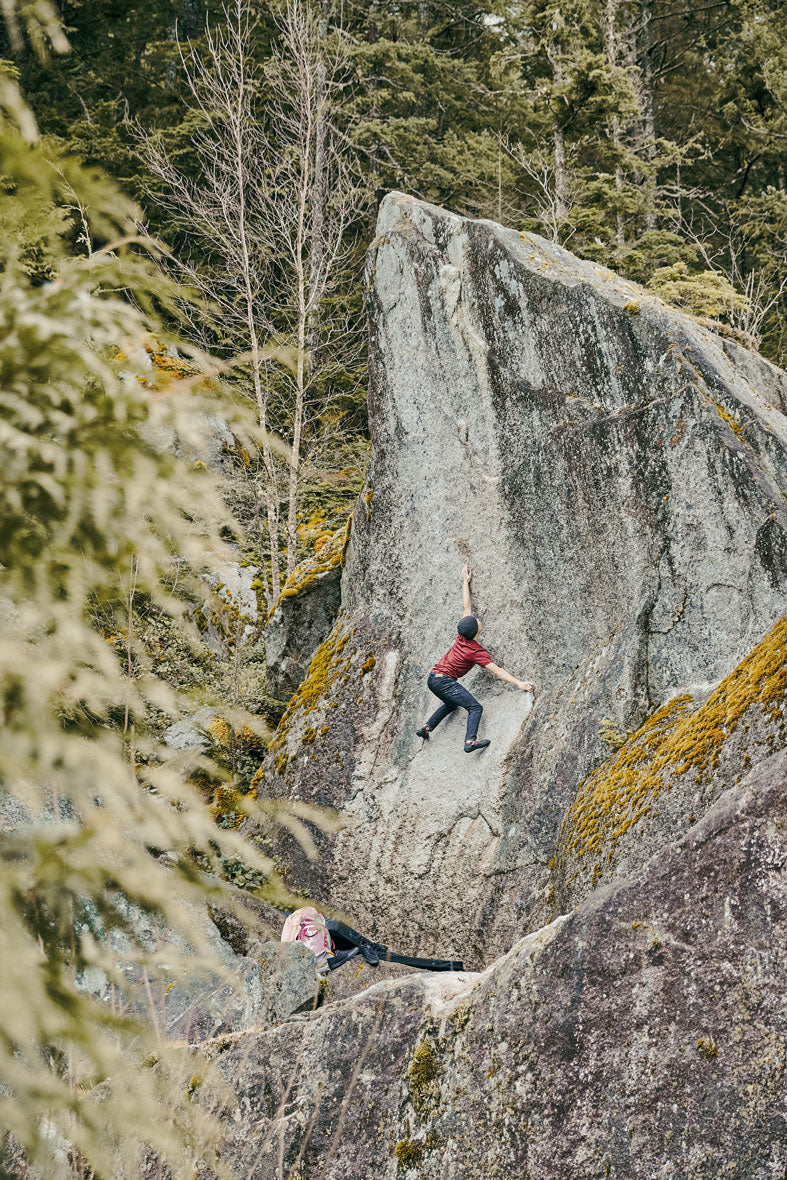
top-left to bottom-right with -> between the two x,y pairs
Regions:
555,614 -> 787,903
264,519 -> 352,700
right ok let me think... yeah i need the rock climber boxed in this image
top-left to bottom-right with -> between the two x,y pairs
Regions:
416,566 -> 534,753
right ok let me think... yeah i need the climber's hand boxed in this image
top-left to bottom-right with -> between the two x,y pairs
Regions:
462,564 -> 473,583
520,681 -> 535,693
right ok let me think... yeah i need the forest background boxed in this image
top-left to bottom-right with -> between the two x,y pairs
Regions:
10,0 -> 787,600
1,0 -> 787,1174
16,0 -> 787,432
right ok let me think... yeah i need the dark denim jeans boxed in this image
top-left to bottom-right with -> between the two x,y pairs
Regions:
426,672 -> 483,743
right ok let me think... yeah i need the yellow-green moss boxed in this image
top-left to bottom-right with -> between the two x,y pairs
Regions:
598,717 -> 631,751
711,398 -> 747,441
269,625 -> 352,764
360,654 -> 376,676
209,784 -> 245,829
697,1035 -> 719,1059
407,1041 -> 440,1115
562,616 -> 787,864
394,1135 -> 438,1170
207,715 -> 267,753
266,537 -> 343,622
394,1140 -> 424,1169
263,509 -> 355,624
449,1002 -> 472,1031
623,299 -> 640,314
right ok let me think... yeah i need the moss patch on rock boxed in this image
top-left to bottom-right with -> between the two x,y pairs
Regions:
407,1041 -> 440,1116
561,615 -> 787,866
266,516 -> 351,623
267,622 -> 353,763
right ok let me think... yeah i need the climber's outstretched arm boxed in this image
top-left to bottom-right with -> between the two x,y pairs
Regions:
462,565 -> 472,615
486,662 -> 534,693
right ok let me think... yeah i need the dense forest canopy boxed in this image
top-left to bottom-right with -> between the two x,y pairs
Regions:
14,0 -> 787,368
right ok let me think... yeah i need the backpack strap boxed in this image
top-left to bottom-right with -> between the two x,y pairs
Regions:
326,946 -> 360,971
325,920 -> 463,973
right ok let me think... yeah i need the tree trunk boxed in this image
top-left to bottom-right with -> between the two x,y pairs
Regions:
230,49 -> 281,600
604,0 -> 626,253
553,121 -> 570,221
546,42 -> 570,223
182,0 -> 202,39
636,0 -> 658,231
309,2 -> 328,366
287,7 -> 315,578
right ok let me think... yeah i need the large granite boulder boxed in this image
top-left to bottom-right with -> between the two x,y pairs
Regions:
257,192 -> 787,964
209,750 -> 787,1179
73,887 -> 321,1044
162,942 -> 320,1043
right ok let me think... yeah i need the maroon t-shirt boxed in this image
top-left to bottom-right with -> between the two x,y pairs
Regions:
432,636 -> 493,679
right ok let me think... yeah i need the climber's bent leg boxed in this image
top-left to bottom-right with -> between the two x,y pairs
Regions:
425,672 -> 459,731
426,673 -> 483,743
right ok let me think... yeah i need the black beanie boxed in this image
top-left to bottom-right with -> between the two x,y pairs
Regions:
457,615 -> 479,640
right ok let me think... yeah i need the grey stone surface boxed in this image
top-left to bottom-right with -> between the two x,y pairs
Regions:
201,561 -> 260,657
259,193 -> 787,965
164,942 -> 320,1043
208,751 -> 787,1180
162,704 -> 218,752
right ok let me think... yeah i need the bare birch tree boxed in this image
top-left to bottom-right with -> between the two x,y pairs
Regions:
501,134 -> 576,244
266,0 -> 363,576
138,0 -> 362,598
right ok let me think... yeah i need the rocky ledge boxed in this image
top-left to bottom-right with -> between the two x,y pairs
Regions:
210,750 -> 787,1179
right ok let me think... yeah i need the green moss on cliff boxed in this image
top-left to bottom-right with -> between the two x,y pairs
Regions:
268,623 -> 352,764
711,398 -> 747,441
697,1035 -> 719,1059
265,518 -> 350,623
407,1041 -> 440,1116
394,1135 -> 438,1170
394,1139 -> 424,1169
562,616 -> 787,863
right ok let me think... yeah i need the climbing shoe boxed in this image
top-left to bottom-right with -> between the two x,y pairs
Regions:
416,725 -> 431,740
464,739 -> 490,753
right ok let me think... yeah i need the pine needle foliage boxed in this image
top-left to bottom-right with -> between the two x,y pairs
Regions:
0,126 -> 289,1178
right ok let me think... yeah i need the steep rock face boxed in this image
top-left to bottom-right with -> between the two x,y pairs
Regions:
212,752 -> 787,1179
261,192 -> 787,964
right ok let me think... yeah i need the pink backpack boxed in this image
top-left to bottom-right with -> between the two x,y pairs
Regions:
280,906 -> 332,974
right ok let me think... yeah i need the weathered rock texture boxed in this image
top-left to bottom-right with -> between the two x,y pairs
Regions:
554,614 -> 786,911
264,527 -> 346,701
260,193 -> 787,965
211,751 -> 787,1179
162,942 -> 320,1043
